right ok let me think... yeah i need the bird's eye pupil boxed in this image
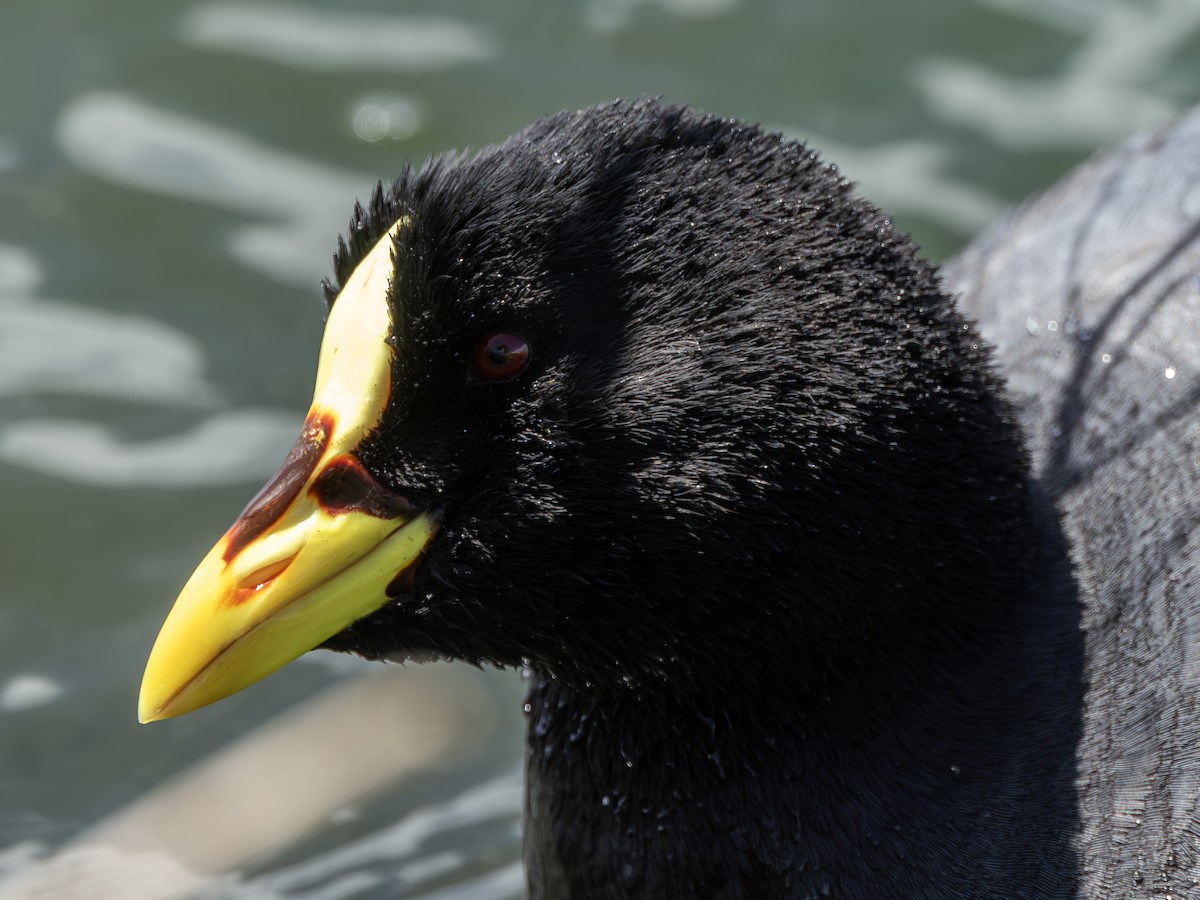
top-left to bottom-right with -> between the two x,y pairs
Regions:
473,332 -> 531,382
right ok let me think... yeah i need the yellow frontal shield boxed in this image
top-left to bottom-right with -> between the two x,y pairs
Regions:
139,218 -> 438,723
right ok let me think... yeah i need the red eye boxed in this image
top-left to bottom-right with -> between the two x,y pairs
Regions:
472,332 -> 531,382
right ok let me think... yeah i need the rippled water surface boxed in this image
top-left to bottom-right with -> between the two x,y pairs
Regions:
2,1 -> 1199,897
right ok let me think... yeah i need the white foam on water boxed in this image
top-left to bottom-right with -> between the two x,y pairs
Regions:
180,4 -> 497,72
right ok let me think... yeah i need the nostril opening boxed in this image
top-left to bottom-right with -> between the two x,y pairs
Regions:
237,556 -> 296,591
229,555 -> 298,606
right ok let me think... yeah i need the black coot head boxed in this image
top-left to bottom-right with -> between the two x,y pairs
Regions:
318,99 -> 1031,694
140,98 -> 1034,722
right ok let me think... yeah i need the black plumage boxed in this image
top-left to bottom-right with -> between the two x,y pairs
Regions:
303,98 -> 1200,898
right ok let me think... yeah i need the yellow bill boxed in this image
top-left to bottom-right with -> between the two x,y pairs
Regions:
139,217 -> 438,723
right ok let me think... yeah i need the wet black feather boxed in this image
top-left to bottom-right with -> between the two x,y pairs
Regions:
319,99 -> 1084,899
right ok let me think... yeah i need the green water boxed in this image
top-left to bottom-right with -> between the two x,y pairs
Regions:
1,1 -> 1198,897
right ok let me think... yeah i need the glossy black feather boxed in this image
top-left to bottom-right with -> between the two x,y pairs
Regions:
319,99 -> 1090,898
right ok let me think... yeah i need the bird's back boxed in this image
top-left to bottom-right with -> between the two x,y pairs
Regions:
948,106 -> 1200,896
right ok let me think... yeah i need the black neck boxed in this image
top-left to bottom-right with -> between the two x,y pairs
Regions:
522,505 -> 1083,899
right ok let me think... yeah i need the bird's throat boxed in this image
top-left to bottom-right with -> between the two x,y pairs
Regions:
521,674 -> 810,899
520,542 -> 1081,899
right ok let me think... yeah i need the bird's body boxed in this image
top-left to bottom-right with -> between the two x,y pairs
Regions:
948,109 -> 1200,897
140,100 -> 1200,897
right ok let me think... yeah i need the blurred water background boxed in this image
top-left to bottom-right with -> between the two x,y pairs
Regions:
1,1 -> 1198,897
